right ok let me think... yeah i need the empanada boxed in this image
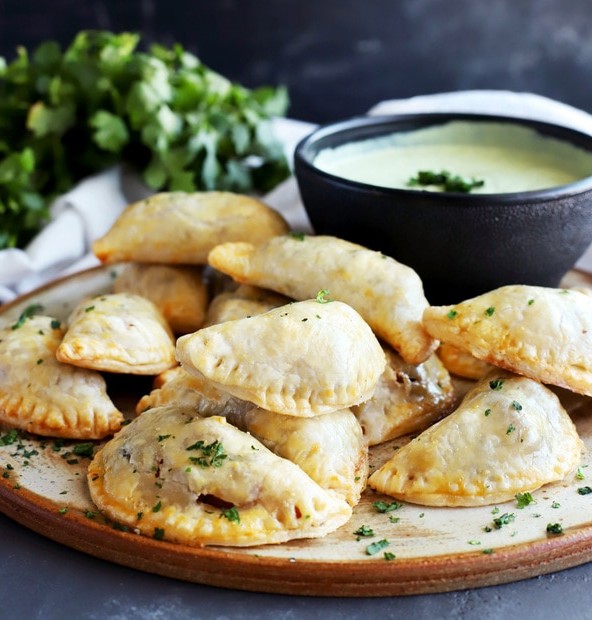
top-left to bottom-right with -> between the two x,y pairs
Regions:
437,343 -> 494,380
352,347 -> 457,445
368,371 -> 583,506
136,369 -> 367,505
93,192 -> 289,265
208,234 -> 436,364
203,284 -> 290,327
242,407 -> 367,506
56,293 -> 176,374
176,299 -> 386,416
113,263 -> 208,334
88,408 -> 352,546
423,285 -> 592,396
0,315 -> 122,438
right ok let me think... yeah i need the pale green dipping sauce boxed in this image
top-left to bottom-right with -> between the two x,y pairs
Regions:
314,121 -> 592,193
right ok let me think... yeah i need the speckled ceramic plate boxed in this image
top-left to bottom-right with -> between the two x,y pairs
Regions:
1,266 -> 592,597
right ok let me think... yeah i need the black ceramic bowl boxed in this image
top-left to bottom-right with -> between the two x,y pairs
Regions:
294,113 -> 592,304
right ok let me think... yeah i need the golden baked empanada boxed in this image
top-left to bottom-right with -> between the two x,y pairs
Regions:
0,315 -> 122,438
176,299 -> 386,416
437,343 -> 493,380
136,369 -> 367,505
423,285 -> 592,396
203,284 -> 290,327
368,371 -> 583,506
56,293 -> 176,374
352,347 -> 457,445
88,408 -> 352,546
242,407 -> 367,506
208,235 -> 436,364
93,192 -> 289,265
113,263 -> 208,334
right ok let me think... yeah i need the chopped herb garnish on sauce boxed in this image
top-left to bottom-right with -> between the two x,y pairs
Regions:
489,378 -> 504,391
289,231 -> 306,241
484,408 -> 492,417
506,424 -> 516,435
73,442 -> 95,458
511,401 -> 522,411
153,527 -> 165,540
485,306 -> 495,317
446,309 -> 458,319
577,486 -> 592,495
407,170 -> 485,193
383,551 -> 396,561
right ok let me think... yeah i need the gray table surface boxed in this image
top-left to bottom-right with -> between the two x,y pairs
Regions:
2,511 -> 591,620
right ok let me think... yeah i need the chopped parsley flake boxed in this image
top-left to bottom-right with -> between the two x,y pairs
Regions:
489,378 -> 504,391
515,492 -> 534,508
485,306 -> 495,317
11,303 -> 44,330
0,429 -> 21,446
546,523 -> 563,535
446,309 -> 458,319
493,512 -> 515,529
73,442 -> 94,458
153,527 -> 165,540
221,507 -> 240,523
528,299 -> 535,305
389,516 -> 400,524
315,289 -> 332,304
354,525 -> 375,539
551,501 -> 561,509
186,439 -> 227,468
484,408 -> 492,417
468,540 -> 481,545
506,424 -> 516,435
50,319 -> 61,329
152,500 -> 162,512
576,466 -> 586,480
511,401 -> 522,411
289,231 -> 306,241
84,510 -> 97,519
383,551 -> 396,561
157,434 -> 172,442
482,548 -> 494,555
84,305 -> 95,312
372,500 -> 402,513
366,539 -> 390,556
577,486 -> 592,495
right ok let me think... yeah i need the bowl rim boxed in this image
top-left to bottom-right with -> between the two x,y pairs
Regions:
293,112 -> 592,203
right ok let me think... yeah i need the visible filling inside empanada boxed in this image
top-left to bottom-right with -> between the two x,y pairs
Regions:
368,370 -> 583,507
175,298 -> 386,416
88,408 -> 352,546
353,347 -> 457,445
0,314 -> 122,439
57,292 -> 176,375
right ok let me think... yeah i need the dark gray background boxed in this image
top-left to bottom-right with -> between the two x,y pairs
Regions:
2,0 -> 592,122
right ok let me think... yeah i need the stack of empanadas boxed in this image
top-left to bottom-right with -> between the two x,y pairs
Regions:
3,188 -> 588,551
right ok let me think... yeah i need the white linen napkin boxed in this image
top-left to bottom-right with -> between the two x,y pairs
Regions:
2,91 -> 592,302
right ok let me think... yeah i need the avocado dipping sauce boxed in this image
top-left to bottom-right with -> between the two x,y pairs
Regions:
313,121 -> 592,193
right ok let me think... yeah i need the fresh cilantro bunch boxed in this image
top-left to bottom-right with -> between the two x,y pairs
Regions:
0,30 -> 290,249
